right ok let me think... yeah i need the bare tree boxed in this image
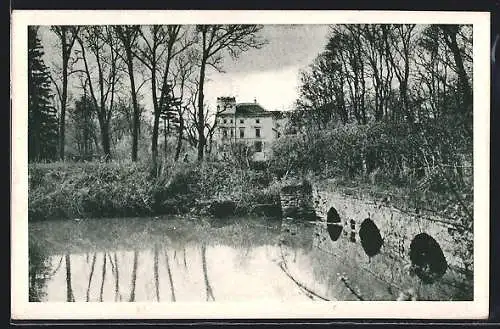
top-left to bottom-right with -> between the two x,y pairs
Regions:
76,26 -> 123,160
50,26 -> 80,160
382,24 -> 416,122
115,25 -> 141,162
194,25 -> 266,161
439,25 -> 473,135
336,25 -> 368,124
134,25 -> 195,168
360,25 -> 394,122
170,50 -> 198,161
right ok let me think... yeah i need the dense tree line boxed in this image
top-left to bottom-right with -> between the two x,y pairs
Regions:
294,24 -> 472,129
285,24 -> 472,182
30,24 -> 266,165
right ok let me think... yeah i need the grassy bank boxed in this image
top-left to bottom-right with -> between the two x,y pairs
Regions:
28,160 -> 282,221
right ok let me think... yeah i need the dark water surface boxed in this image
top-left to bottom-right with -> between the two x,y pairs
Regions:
28,215 -> 466,302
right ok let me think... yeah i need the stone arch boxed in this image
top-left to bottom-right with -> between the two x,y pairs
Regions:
327,206 -> 341,224
409,233 -> 447,284
326,206 -> 342,241
359,218 -> 384,258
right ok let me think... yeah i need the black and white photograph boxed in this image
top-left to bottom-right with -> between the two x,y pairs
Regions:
11,10 -> 490,319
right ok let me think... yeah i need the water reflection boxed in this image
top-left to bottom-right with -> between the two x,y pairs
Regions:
29,215 -> 470,302
29,240 -> 53,302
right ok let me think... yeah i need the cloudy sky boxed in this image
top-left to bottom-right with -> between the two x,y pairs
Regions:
39,25 -> 331,113
204,25 -> 330,111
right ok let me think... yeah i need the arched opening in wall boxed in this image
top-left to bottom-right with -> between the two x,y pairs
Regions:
409,233 -> 447,284
359,218 -> 384,258
327,207 -> 341,224
326,207 -> 342,241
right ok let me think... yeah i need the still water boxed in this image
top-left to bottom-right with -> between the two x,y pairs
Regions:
28,215 -> 465,302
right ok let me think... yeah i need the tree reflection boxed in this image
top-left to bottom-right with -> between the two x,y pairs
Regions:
65,254 -> 75,302
28,240 -> 53,302
183,247 -> 187,269
99,253 -> 107,301
153,245 -> 160,302
201,244 -> 215,301
128,250 -> 138,302
112,253 -> 121,301
164,248 -> 176,302
86,253 -> 97,302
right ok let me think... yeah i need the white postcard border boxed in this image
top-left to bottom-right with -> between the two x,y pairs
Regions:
11,10 -> 490,320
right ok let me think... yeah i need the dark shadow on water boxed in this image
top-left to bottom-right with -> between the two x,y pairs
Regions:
326,223 -> 343,241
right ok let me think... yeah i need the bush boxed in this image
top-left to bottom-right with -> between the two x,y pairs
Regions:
28,159 -> 282,221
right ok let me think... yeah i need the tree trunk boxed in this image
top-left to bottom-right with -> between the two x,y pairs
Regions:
151,69 -> 159,169
99,118 -> 112,161
125,48 -> 140,162
175,115 -> 184,161
163,117 -> 167,156
197,59 -> 207,162
59,58 -> 68,161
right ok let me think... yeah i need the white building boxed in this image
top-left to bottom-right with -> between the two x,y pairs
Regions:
214,96 -> 288,161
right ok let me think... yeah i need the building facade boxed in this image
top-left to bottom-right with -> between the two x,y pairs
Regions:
214,96 -> 288,161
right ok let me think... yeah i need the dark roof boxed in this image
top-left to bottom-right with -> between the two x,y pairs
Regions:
235,103 -> 268,116
217,102 -> 288,118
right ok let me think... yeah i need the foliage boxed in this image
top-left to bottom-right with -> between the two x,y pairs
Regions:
68,94 -> 98,160
294,24 -> 472,130
28,160 -> 280,221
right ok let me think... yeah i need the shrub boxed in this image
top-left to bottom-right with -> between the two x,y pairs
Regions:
28,159 -> 282,221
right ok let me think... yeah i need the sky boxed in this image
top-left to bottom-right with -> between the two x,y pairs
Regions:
203,25 -> 330,111
39,25 -> 331,113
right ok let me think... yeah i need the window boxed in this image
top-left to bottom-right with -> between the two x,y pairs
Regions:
222,129 -> 228,139
256,119 -> 260,124
230,129 -> 234,137
255,128 -> 261,138
223,119 -> 227,124
239,128 -> 245,138
240,119 -> 244,124
230,119 -> 233,123
254,141 -> 263,152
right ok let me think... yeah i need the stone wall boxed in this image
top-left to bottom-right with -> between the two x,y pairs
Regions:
278,179 -> 473,300
279,182 -> 317,220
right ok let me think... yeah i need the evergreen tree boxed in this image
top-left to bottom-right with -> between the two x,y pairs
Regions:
28,26 -> 59,162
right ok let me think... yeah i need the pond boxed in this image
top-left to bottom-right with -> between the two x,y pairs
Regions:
28,215 -> 468,302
